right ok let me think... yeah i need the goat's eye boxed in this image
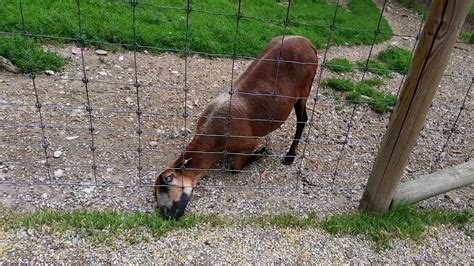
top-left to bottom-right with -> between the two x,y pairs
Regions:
163,175 -> 174,183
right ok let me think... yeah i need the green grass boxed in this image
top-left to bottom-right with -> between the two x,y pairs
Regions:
356,47 -> 412,76
0,0 -> 392,57
460,31 -> 472,42
362,77 -> 384,87
0,35 -> 67,73
377,47 -> 412,74
357,60 -> 392,77
325,58 -> 355,73
396,0 -> 428,14
346,83 -> 397,113
322,77 -> 354,91
1,205 -> 471,249
322,77 -> 395,113
321,204 -> 472,250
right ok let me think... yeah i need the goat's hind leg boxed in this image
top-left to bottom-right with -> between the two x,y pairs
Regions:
283,99 -> 308,165
232,146 -> 272,173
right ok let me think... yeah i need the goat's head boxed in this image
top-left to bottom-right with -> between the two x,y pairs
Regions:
155,158 -> 196,219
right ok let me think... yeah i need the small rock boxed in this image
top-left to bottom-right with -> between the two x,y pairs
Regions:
125,97 -> 134,104
402,36 -> 410,40
118,55 -> 124,61
71,47 -> 82,55
149,141 -> 159,147
171,70 -> 179,75
98,71 -> 107,76
390,41 -> 399,46
66,136 -> 79,140
45,70 -> 55,76
41,193 -> 48,199
187,255 -> 193,261
181,127 -> 192,136
82,187 -> 94,194
54,169 -> 64,178
0,56 -> 20,73
53,150 -> 63,158
144,50 -> 149,54
96,49 -> 108,56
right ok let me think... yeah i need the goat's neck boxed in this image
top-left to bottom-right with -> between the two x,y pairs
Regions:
172,137 -> 222,183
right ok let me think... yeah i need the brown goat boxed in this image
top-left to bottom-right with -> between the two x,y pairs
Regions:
155,36 -> 318,218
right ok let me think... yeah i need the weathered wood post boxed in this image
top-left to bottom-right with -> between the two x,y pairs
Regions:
359,0 -> 472,213
393,160 -> 474,204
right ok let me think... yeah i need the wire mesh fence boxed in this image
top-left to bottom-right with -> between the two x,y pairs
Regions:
0,0 -> 472,209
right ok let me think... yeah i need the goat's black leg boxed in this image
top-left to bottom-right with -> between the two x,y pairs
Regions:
283,99 -> 308,165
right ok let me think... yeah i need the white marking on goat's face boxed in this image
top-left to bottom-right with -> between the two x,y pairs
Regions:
155,170 -> 194,219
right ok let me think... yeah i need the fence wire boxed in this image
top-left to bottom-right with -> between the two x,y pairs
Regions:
0,0 -> 472,192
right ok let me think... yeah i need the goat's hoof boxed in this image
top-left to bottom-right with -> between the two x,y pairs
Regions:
282,156 -> 295,165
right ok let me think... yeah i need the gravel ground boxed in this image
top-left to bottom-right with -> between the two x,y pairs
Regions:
0,0 -> 473,263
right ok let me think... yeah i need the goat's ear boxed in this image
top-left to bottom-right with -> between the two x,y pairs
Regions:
174,158 -> 192,172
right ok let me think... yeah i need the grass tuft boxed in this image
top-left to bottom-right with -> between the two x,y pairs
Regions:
377,47 -> 412,74
0,36 -> 67,73
362,77 -> 384,87
250,212 -> 318,228
322,77 -> 354,92
325,58 -> 355,73
323,77 -> 396,113
320,204 -> 472,250
357,60 -> 392,77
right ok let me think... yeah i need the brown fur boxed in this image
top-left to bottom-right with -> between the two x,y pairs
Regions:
166,35 -> 317,182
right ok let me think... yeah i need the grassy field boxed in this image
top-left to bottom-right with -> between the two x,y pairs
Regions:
0,0 -> 392,60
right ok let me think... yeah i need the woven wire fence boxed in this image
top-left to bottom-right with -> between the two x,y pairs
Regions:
0,0 -> 472,196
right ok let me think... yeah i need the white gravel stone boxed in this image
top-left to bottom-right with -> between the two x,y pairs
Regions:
53,150 -> 62,158
54,169 -> 64,178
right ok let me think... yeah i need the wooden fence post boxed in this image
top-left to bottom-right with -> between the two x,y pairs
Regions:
358,0 -> 472,213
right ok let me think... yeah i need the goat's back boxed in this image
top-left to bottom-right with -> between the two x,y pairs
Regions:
196,36 -> 318,143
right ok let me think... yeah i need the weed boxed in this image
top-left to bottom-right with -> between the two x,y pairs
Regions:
325,58 -> 354,73
320,204 -> 472,250
377,47 -> 412,74
322,77 -> 354,92
0,36 -> 67,73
